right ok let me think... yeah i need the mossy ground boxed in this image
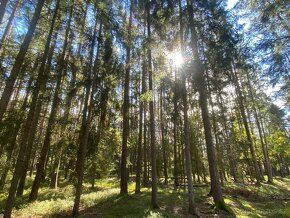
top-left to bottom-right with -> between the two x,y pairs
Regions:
0,177 -> 289,217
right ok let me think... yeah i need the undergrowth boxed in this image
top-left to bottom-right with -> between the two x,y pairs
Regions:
0,177 -> 289,217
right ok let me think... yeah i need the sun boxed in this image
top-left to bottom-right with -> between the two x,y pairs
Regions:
168,51 -> 184,68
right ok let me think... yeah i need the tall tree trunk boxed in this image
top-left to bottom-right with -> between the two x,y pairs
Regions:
179,0 -> 196,214
16,98 -> 42,196
217,90 -> 238,182
50,148 -> 62,189
135,56 -> 146,193
146,0 -> 158,208
72,6 -> 98,214
231,66 -> 261,185
3,4 -> 59,217
0,0 -> 45,122
90,22 -> 103,189
186,0 -> 225,208
260,116 -> 274,178
120,0 -> 133,195
29,0 -> 69,201
205,68 -> 225,186
246,72 -> 273,183
160,87 -> 168,185
173,68 -> 179,189
4,65 -> 41,217
181,72 -> 196,214
197,76 -> 224,206
49,0 -> 88,190
143,101 -> 149,186
54,150 -> 62,188
0,70 -> 34,190
91,99 -> 107,188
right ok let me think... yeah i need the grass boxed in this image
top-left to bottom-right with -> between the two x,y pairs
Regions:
223,177 -> 290,218
0,177 -> 289,217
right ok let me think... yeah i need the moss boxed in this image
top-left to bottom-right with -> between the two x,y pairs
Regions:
215,201 -> 231,213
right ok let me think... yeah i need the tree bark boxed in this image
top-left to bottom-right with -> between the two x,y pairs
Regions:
16,98 -> 42,196
179,0 -> 196,213
173,67 -> 179,189
135,56 -> 146,193
246,72 -> 273,183
231,66 -> 261,185
0,67 -> 34,190
186,0 -> 225,207
72,5 -> 99,214
146,0 -> 158,208
217,90 -> 238,182
29,0 -> 69,201
181,72 -> 197,214
160,87 -> 168,185
143,100 -> 149,187
120,0 -> 133,195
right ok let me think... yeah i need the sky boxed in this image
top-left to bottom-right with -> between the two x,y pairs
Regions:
226,0 -> 288,115
227,0 -> 238,9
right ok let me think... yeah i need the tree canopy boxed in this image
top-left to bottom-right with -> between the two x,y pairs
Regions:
0,0 -> 289,217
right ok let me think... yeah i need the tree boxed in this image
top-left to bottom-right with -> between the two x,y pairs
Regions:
146,0 -> 158,208
179,0 -> 196,214
0,0 -> 46,122
186,0 -> 225,208
120,0 -> 133,195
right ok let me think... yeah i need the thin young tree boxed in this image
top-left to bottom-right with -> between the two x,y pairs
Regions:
135,54 -> 146,193
73,4 -> 101,214
120,0 -> 133,195
146,0 -> 158,208
28,0 -> 62,201
179,0 -> 196,214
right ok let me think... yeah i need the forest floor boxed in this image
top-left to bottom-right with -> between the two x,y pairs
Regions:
0,177 -> 289,217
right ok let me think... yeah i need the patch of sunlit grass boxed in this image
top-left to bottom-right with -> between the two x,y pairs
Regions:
223,177 -> 290,218
1,176 -> 289,217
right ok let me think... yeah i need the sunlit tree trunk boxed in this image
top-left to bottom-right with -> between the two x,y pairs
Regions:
29,0 -> 69,201
72,4 -> 99,214
217,90 -> 238,182
160,87 -> 168,185
205,68 -> 225,186
135,56 -> 146,193
179,0 -> 196,214
120,0 -> 133,195
146,0 -> 158,208
173,68 -> 179,189
91,86 -> 107,189
3,4 -> 60,218
143,98 -> 149,187
246,71 -> 273,183
231,65 -> 261,185
90,22 -> 103,189
186,0 -> 225,207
